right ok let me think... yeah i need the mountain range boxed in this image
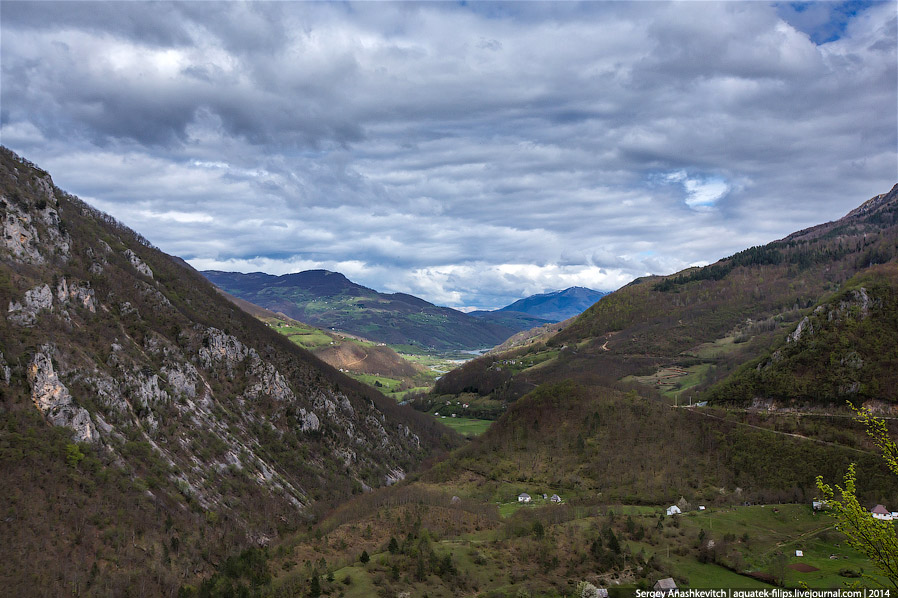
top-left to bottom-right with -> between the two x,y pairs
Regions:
201,270 -> 604,351
5,145 -> 898,595
227,184 -> 898,595
474,286 -> 607,322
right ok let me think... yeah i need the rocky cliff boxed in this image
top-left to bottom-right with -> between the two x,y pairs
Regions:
0,147 -> 454,594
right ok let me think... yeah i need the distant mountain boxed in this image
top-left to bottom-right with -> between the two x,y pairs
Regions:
201,270 -> 524,351
464,308 -> 555,332
473,286 -> 607,323
465,287 -> 606,340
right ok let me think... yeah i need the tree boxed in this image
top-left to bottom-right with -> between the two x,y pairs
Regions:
359,550 -> 369,564
308,574 -> 321,598
768,551 -> 789,587
575,581 -> 602,598
816,406 -> 898,589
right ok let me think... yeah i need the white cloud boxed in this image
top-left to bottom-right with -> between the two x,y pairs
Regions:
1,1 -> 894,308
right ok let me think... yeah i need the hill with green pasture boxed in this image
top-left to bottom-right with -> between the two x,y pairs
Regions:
201,269 -> 532,351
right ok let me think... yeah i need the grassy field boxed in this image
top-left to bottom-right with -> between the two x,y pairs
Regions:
642,503 -> 885,588
399,350 -> 478,373
683,335 -> 741,359
348,373 -> 403,394
253,498 -> 886,598
622,362 -> 714,403
262,318 -> 335,350
435,416 -> 493,437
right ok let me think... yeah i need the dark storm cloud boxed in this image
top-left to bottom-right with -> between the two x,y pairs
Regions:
0,1 -> 194,46
1,1 -> 895,309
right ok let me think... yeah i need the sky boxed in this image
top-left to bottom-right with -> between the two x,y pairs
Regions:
1,1 -> 896,311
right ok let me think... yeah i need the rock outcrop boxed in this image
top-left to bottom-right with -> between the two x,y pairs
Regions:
28,347 -> 97,443
0,147 -> 445,595
124,249 -> 153,278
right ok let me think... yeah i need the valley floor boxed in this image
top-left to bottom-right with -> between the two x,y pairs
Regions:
202,499 -> 883,597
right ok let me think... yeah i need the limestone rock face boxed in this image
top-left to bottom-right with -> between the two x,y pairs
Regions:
8,283 -> 54,326
56,277 -> 97,313
198,327 -> 255,373
198,327 -> 300,403
2,200 -> 45,263
8,279 -> 99,325
0,148 -> 440,583
787,316 -> 812,343
298,408 -> 321,432
28,348 -> 97,443
124,249 -> 153,278
0,172 -> 70,264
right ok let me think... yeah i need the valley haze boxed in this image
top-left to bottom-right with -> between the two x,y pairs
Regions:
1,1 -> 894,310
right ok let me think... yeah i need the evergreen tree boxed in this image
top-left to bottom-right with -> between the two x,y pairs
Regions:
308,574 -> 321,598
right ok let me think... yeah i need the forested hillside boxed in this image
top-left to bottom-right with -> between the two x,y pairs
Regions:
704,264 -> 898,406
0,148 -> 456,595
432,184 -> 898,411
202,270 -> 529,351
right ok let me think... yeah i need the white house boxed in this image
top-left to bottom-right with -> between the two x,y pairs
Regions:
550,494 -> 562,503
666,505 -> 681,516
872,504 -> 893,520
518,493 -> 532,503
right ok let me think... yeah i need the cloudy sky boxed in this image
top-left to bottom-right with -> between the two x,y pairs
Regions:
1,1 -> 895,310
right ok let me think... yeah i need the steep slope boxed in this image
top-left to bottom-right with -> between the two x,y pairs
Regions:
217,289 -> 430,384
0,148 -> 456,595
432,381 -> 898,505
201,270 -> 523,350
436,184 -> 898,408
704,263 -> 898,407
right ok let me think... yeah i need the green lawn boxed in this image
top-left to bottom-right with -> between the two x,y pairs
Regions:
264,319 -> 334,349
684,335 -> 741,359
622,362 -> 714,403
434,416 -> 493,437
349,373 -> 403,393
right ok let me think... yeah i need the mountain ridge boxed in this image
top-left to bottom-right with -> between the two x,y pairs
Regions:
431,183 -> 898,411
0,147 -> 454,594
201,269 -> 537,350
494,286 -> 607,322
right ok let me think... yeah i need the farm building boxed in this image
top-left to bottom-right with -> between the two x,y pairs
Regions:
872,504 -> 892,520
518,493 -> 532,503
653,577 -> 678,595
666,505 -> 681,516
550,494 -> 562,503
